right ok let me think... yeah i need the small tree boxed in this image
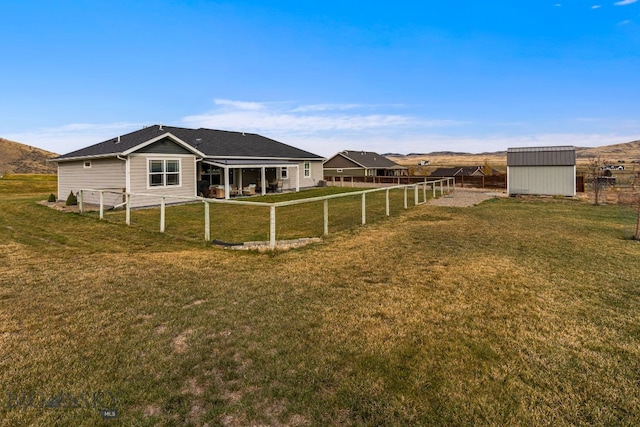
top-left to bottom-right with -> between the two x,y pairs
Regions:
483,159 -> 493,176
47,193 -> 56,202
587,156 -> 607,205
65,191 -> 78,206
619,191 -> 640,240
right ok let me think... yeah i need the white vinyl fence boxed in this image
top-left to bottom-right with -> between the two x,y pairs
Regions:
78,178 -> 454,250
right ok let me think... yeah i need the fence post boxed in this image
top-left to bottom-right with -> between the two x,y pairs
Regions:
361,193 -> 366,224
414,185 -> 419,205
270,205 -> 276,250
125,193 -> 131,225
323,199 -> 329,236
204,201 -> 210,241
440,180 -> 444,195
404,187 -> 408,209
160,197 -> 166,233
99,191 -> 104,219
78,190 -> 84,214
385,188 -> 390,216
422,181 -> 427,202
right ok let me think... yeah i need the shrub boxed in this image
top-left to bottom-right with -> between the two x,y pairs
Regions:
47,193 -> 56,202
65,191 -> 78,206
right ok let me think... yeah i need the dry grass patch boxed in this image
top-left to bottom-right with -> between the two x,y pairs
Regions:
1,176 -> 639,425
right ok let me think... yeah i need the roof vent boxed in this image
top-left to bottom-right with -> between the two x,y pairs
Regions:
361,151 -> 365,155
242,131 -> 245,136
159,123 -> 163,131
116,135 -> 121,144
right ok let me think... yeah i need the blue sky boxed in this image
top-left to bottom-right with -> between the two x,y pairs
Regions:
1,0 -> 639,157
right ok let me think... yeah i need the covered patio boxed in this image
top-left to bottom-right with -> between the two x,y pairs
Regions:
199,159 -> 300,199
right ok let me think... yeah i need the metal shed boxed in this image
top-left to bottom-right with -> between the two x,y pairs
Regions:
507,146 -> 576,196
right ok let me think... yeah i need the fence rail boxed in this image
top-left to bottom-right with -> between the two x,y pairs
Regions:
78,178 -> 454,250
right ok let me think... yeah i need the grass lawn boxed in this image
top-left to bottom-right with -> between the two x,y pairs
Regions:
1,175 -> 639,426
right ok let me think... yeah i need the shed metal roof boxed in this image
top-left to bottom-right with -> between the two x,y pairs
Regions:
507,146 -> 576,166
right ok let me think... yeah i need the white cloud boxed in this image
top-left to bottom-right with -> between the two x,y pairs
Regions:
182,100 -> 464,136
618,19 -> 632,25
7,101 -> 639,159
592,5 -> 602,9
614,0 -> 637,5
6,122 -> 143,155
213,99 -> 265,110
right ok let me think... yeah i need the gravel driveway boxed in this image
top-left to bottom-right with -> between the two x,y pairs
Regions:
428,188 -> 507,207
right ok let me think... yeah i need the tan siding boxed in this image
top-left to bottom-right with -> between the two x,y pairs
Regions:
128,154 -> 197,207
57,158 -> 126,207
281,160 -> 324,190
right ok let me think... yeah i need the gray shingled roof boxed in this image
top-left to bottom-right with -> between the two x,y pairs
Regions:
332,150 -> 405,168
54,125 -> 323,160
430,166 -> 492,177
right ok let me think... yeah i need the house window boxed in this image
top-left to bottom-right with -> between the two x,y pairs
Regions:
281,167 -> 288,179
304,161 -> 310,178
83,161 -> 91,169
149,159 -> 180,187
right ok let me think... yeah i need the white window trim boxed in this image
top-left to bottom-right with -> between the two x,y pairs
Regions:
147,158 -> 183,189
83,161 -> 91,169
304,161 -> 311,178
281,167 -> 289,179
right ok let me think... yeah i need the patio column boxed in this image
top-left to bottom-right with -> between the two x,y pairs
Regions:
261,167 -> 266,195
224,166 -> 230,199
295,164 -> 300,192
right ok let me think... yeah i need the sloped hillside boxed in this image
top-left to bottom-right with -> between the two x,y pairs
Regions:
0,138 -> 58,174
576,140 -> 640,160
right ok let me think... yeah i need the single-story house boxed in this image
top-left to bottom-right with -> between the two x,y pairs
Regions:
52,124 -> 325,207
323,150 -> 408,177
507,146 -> 576,196
429,166 -> 500,177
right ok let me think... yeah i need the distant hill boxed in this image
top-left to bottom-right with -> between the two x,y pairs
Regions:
0,138 -> 58,174
576,140 -> 640,160
385,140 -> 640,161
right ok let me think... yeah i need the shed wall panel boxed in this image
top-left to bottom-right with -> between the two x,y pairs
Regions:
508,166 -> 575,196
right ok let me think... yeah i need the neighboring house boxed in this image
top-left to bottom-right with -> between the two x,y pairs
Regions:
507,146 -> 576,196
429,166 -> 500,177
52,124 -> 325,207
323,150 -> 408,177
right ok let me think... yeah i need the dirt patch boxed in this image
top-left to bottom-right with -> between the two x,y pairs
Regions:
213,237 -> 323,251
428,188 -> 508,207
